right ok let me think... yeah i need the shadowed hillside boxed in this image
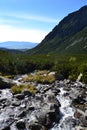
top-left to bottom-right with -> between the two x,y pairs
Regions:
27,6 -> 87,54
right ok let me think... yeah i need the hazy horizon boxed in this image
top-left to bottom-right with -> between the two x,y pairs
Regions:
0,41 -> 38,49
0,0 -> 87,43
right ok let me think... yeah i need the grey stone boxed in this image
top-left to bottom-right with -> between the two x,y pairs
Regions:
0,76 -> 14,89
16,119 -> 26,129
15,93 -> 25,100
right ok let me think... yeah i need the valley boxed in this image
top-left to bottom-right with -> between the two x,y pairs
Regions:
0,5 -> 87,130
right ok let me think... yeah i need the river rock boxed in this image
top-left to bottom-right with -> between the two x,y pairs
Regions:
28,92 -> 60,130
11,100 -> 21,106
0,117 -> 14,130
60,116 -> 78,129
0,76 -> 86,130
46,93 -> 61,107
0,97 -> 7,103
14,93 -> 25,100
22,89 -> 32,97
29,122 -> 46,130
0,76 -> 14,89
1,126 -> 10,130
75,126 -> 87,130
16,119 -> 26,129
18,110 -> 26,118
74,109 -> 87,127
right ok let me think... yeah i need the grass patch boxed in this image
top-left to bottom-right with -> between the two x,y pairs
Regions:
23,70 -> 56,84
11,84 -> 37,94
3,75 -> 14,79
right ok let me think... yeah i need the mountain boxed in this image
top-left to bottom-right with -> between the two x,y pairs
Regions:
0,47 -> 28,53
28,6 -> 87,54
0,41 -> 38,50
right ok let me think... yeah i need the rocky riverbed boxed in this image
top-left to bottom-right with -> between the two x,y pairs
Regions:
0,75 -> 87,130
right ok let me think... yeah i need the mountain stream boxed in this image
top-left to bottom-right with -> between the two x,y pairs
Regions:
50,87 -> 75,130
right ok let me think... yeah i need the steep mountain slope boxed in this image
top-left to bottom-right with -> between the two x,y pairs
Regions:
28,6 -> 87,54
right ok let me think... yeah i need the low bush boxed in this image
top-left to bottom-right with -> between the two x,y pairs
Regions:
11,84 -> 37,94
23,70 -> 56,84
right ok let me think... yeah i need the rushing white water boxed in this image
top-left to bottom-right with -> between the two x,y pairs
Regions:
1,89 -> 12,100
0,86 -> 75,130
50,88 -> 75,130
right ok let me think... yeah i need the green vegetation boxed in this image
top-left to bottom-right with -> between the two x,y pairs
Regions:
23,70 -> 56,84
11,84 -> 37,94
27,6 -> 87,54
0,50 -> 87,83
0,7 -> 87,84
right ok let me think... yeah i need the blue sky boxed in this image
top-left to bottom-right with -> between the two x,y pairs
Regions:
0,0 -> 87,43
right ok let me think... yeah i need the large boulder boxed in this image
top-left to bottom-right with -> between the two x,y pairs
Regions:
16,119 -> 26,129
29,122 -> 46,130
1,126 -> 10,130
0,76 -> 14,89
14,93 -> 25,100
22,89 -> 32,97
28,93 -> 61,130
0,117 -> 14,130
74,109 -> 87,127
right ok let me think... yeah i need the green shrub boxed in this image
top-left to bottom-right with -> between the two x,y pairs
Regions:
23,70 -> 56,84
11,84 -> 37,94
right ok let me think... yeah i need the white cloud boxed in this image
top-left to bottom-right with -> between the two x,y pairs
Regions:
0,12 -> 57,43
0,25 -> 48,43
0,12 -> 58,23
18,14 -> 58,23
0,18 -> 20,24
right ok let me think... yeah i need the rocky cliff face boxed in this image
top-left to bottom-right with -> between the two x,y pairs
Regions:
28,6 -> 87,54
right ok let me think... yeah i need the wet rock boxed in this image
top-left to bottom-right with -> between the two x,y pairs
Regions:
41,84 -> 54,94
28,93 -> 60,129
64,79 -> 71,84
71,92 -> 87,111
0,90 -> 2,94
29,122 -> 46,130
60,116 -> 78,128
0,98 -> 7,103
0,77 -> 86,130
63,92 -> 69,96
1,126 -> 10,130
35,94 -> 43,100
12,100 -> 21,106
69,84 -> 85,99
52,88 -> 60,96
15,93 -> 25,100
46,94 -> 60,107
55,88 -> 60,93
74,109 -> 87,127
0,98 -> 8,108
0,76 -> 14,89
22,89 -> 32,97
37,110 -> 50,126
28,106 -> 35,110
20,103 -> 26,108
16,119 -> 26,129
18,110 -> 26,118
0,117 -> 14,130
75,126 -> 87,130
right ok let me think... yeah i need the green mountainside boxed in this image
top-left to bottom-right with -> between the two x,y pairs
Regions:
0,6 -> 87,82
28,6 -> 87,54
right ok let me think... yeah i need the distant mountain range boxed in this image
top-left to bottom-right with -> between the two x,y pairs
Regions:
28,6 -> 87,54
0,41 -> 38,50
